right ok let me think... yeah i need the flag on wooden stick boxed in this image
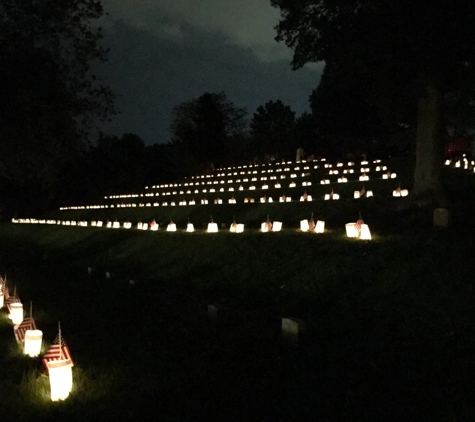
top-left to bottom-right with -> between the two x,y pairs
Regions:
354,212 -> 364,235
15,302 -> 37,342
15,318 -> 37,343
1,275 -> 10,300
42,324 -> 74,372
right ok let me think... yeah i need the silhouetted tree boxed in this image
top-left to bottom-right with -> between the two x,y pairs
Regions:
293,112 -> 320,156
0,0 -> 114,214
250,100 -> 296,158
271,0 -> 475,205
170,92 -> 247,173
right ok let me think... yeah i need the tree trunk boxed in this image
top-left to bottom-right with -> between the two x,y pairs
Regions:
413,78 -> 446,206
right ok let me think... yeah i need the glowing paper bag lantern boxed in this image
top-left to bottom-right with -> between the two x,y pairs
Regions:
112,221 -> 120,229
261,216 -> 273,232
24,329 -> 43,357
207,221 -> 218,233
186,223 -> 195,232
354,190 -> 361,199
345,223 -> 359,238
123,222 -> 132,229
167,221 -> 177,232
230,220 -> 244,233
366,190 -> 374,197
315,220 -> 325,233
300,219 -> 309,232
272,221 -> 283,232
137,221 -> 143,229
10,302 -> 24,325
47,358 -> 73,401
150,219 -> 158,231
360,224 -> 372,240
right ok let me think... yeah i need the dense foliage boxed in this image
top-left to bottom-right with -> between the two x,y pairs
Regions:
0,0 -> 114,213
270,0 -> 475,204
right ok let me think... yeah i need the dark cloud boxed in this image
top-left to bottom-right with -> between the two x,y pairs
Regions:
95,1 -> 322,145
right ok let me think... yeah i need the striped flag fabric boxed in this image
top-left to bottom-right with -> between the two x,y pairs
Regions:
0,278 -> 9,299
14,317 -> 37,343
354,219 -> 364,234
5,296 -> 19,314
42,334 -> 74,371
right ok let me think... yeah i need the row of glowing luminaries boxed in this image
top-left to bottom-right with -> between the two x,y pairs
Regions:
0,288 -> 71,401
114,164 -> 390,197
59,184 -> 408,211
114,168 -> 394,196
60,168 -> 397,210
445,158 -> 475,171
10,218 -> 371,239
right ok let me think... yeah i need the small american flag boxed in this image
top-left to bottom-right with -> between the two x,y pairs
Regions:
5,296 -> 20,314
14,317 -> 37,343
354,219 -> 364,233
1,277 -> 9,300
42,339 -> 74,371
308,213 -> 315,230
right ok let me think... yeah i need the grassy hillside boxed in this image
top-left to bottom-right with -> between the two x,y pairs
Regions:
1,160 -> 475,421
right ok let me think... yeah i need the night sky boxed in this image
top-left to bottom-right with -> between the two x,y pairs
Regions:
95,0 -> 323,145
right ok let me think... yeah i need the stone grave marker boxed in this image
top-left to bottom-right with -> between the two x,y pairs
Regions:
282,317 -> 305,345
208,305 -> 218,322
433,208 -> 449,228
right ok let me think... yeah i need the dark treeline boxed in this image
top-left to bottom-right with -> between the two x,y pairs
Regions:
3,0 -> 475,217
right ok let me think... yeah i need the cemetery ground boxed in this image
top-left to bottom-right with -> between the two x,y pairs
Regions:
1,164 -> 475,421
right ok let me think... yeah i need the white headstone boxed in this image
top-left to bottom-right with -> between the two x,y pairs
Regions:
282,317 -> 305,345
433,208 -> 449,228
296,148 -> 304,162
208,305 -> 218,322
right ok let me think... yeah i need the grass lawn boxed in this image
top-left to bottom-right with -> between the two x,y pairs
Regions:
1,164 -> 475,421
